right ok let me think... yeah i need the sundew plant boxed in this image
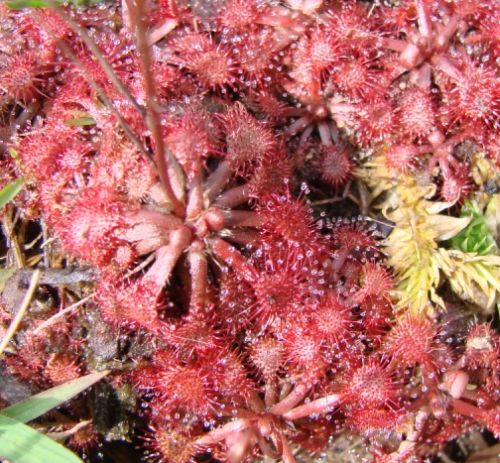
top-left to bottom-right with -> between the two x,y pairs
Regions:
0,1 -> 498,462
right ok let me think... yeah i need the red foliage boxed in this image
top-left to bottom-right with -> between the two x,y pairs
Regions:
135,351 -> 219,418
0,52 -> 47,103
2,1 -> 499,461
396,87 -> 437,140
143,426 -> 197,463
353,263 -> 392,303
344,357 -> 398,410
165,108 -> 218,178
220,103 -> 277,176
312,291 -> 353,345
384,315 -> 448,373
249,247 -> 313,324
282,318 -> 328,381
443,57 -> 499,131
45,353 -> 81,385
217,0 -> 265,32
249,335 -> 284,380
255,192 -> 324,252
315,143 -> 353,188
57,187 -> 134,268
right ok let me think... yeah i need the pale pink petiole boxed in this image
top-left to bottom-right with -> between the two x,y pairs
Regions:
441,370 -> 469,399
379,37 -> 409,53
147,18 -> 178,46
318,121 -> 333,145
215,183 -> 252,209
223,229 -> 260,246
270,382 -> 310,415
196,419 -> 252,446
435,15 -> 459,49
188,240 -> 208,310
299,124 -> 314,146
256,431 -> 281,460
416,0 -> 432,38
205,161 -> 232,203
126,210 -> 183,229
282,393 -> 341,420
279,431 -> 297,463
399,43 -> 422,69
221,210 -> 265,228
143,226 -> 192,288
209,237 -> 257,283
286,116 -> 313,137
186,173 -> 204,220
226,429 -> 254,463
431,55 -> 462,81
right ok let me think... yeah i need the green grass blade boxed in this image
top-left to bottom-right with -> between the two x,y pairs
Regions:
1,371 -> 109,423
0,178 -> 24,210
0,414 -> 83,463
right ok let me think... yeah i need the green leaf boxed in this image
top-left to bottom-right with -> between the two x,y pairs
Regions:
0,414 -> 83,463
7,0 -> 103,8
8,148 -> 19,160
6,0 -> 49,7
450,200 -> 498,256
64,116 -> 96,127
1,371 -> 109,423
0,178 -> 24,210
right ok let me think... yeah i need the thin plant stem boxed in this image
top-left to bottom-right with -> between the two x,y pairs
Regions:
186,172 -> 204,220
0,269 -> 41,356
124,253 -> 156,279
221,210 -> 265,228
222,229 -> 260,246
209,237 -> 257,283
125,0 -> 185,216
279,432 -> 297,463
